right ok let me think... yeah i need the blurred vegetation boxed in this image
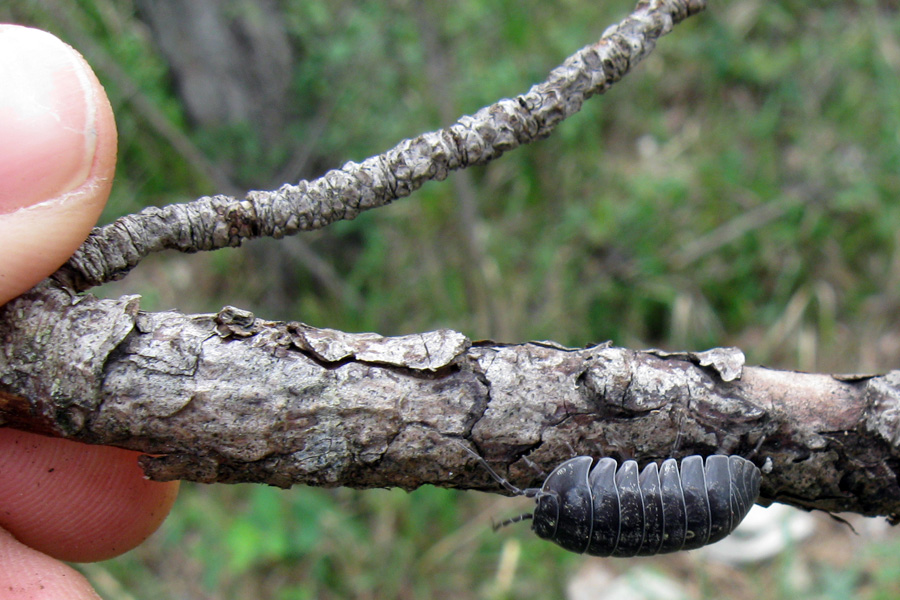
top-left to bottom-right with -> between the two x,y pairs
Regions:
4,0 -> 900,598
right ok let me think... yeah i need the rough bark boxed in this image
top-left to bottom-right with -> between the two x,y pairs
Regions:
1,284 -> 899,520
51,0 -> 706,292
4,0 -> 898,523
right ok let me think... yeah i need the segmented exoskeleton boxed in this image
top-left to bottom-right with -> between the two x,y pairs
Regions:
460,446 -> 761,556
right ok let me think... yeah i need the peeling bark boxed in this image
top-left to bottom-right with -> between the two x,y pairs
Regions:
1,284 -> 899,520
2,0 -> 897,527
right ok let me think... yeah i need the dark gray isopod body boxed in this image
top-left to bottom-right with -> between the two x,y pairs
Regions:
532,455 -> 760,556
469,450 -> 761,557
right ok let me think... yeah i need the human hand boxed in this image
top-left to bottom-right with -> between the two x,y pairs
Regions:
0,25 -> 179,599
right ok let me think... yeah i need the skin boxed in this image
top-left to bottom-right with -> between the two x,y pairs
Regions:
0,25 -> 180,598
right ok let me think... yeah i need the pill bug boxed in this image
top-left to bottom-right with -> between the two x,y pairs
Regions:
459,445 -> 761,556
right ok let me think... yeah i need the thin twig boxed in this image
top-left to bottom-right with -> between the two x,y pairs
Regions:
43,0 -> 365,309
51,0 -> 707,292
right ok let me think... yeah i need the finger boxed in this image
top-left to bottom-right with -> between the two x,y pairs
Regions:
0,527 -> 101,600
0,25 -> 117,305
0,429 -> 179,563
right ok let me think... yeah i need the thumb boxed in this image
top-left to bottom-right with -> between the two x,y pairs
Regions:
0,528 -> 101,600
0,25 -> 117,305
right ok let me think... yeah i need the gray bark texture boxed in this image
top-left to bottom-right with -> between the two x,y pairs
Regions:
51,0 -> 705,292
2,285 -> 900,521
3,0 -> 899,523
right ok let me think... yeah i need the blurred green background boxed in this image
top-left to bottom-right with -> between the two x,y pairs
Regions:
4,0 -> 900,598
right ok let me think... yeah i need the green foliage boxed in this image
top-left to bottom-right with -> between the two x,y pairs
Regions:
94,483 -> 581,599
4,0 -> 900,597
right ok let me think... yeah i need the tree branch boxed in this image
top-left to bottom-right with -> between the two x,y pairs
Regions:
50,0 -> 706,292
8,0 -> 896,523
1,284 -> 899,519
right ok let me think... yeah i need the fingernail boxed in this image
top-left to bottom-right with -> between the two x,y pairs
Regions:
0,25 -> 99,213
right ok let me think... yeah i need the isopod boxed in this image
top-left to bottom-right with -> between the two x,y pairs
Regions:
460,445 -> 761,556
